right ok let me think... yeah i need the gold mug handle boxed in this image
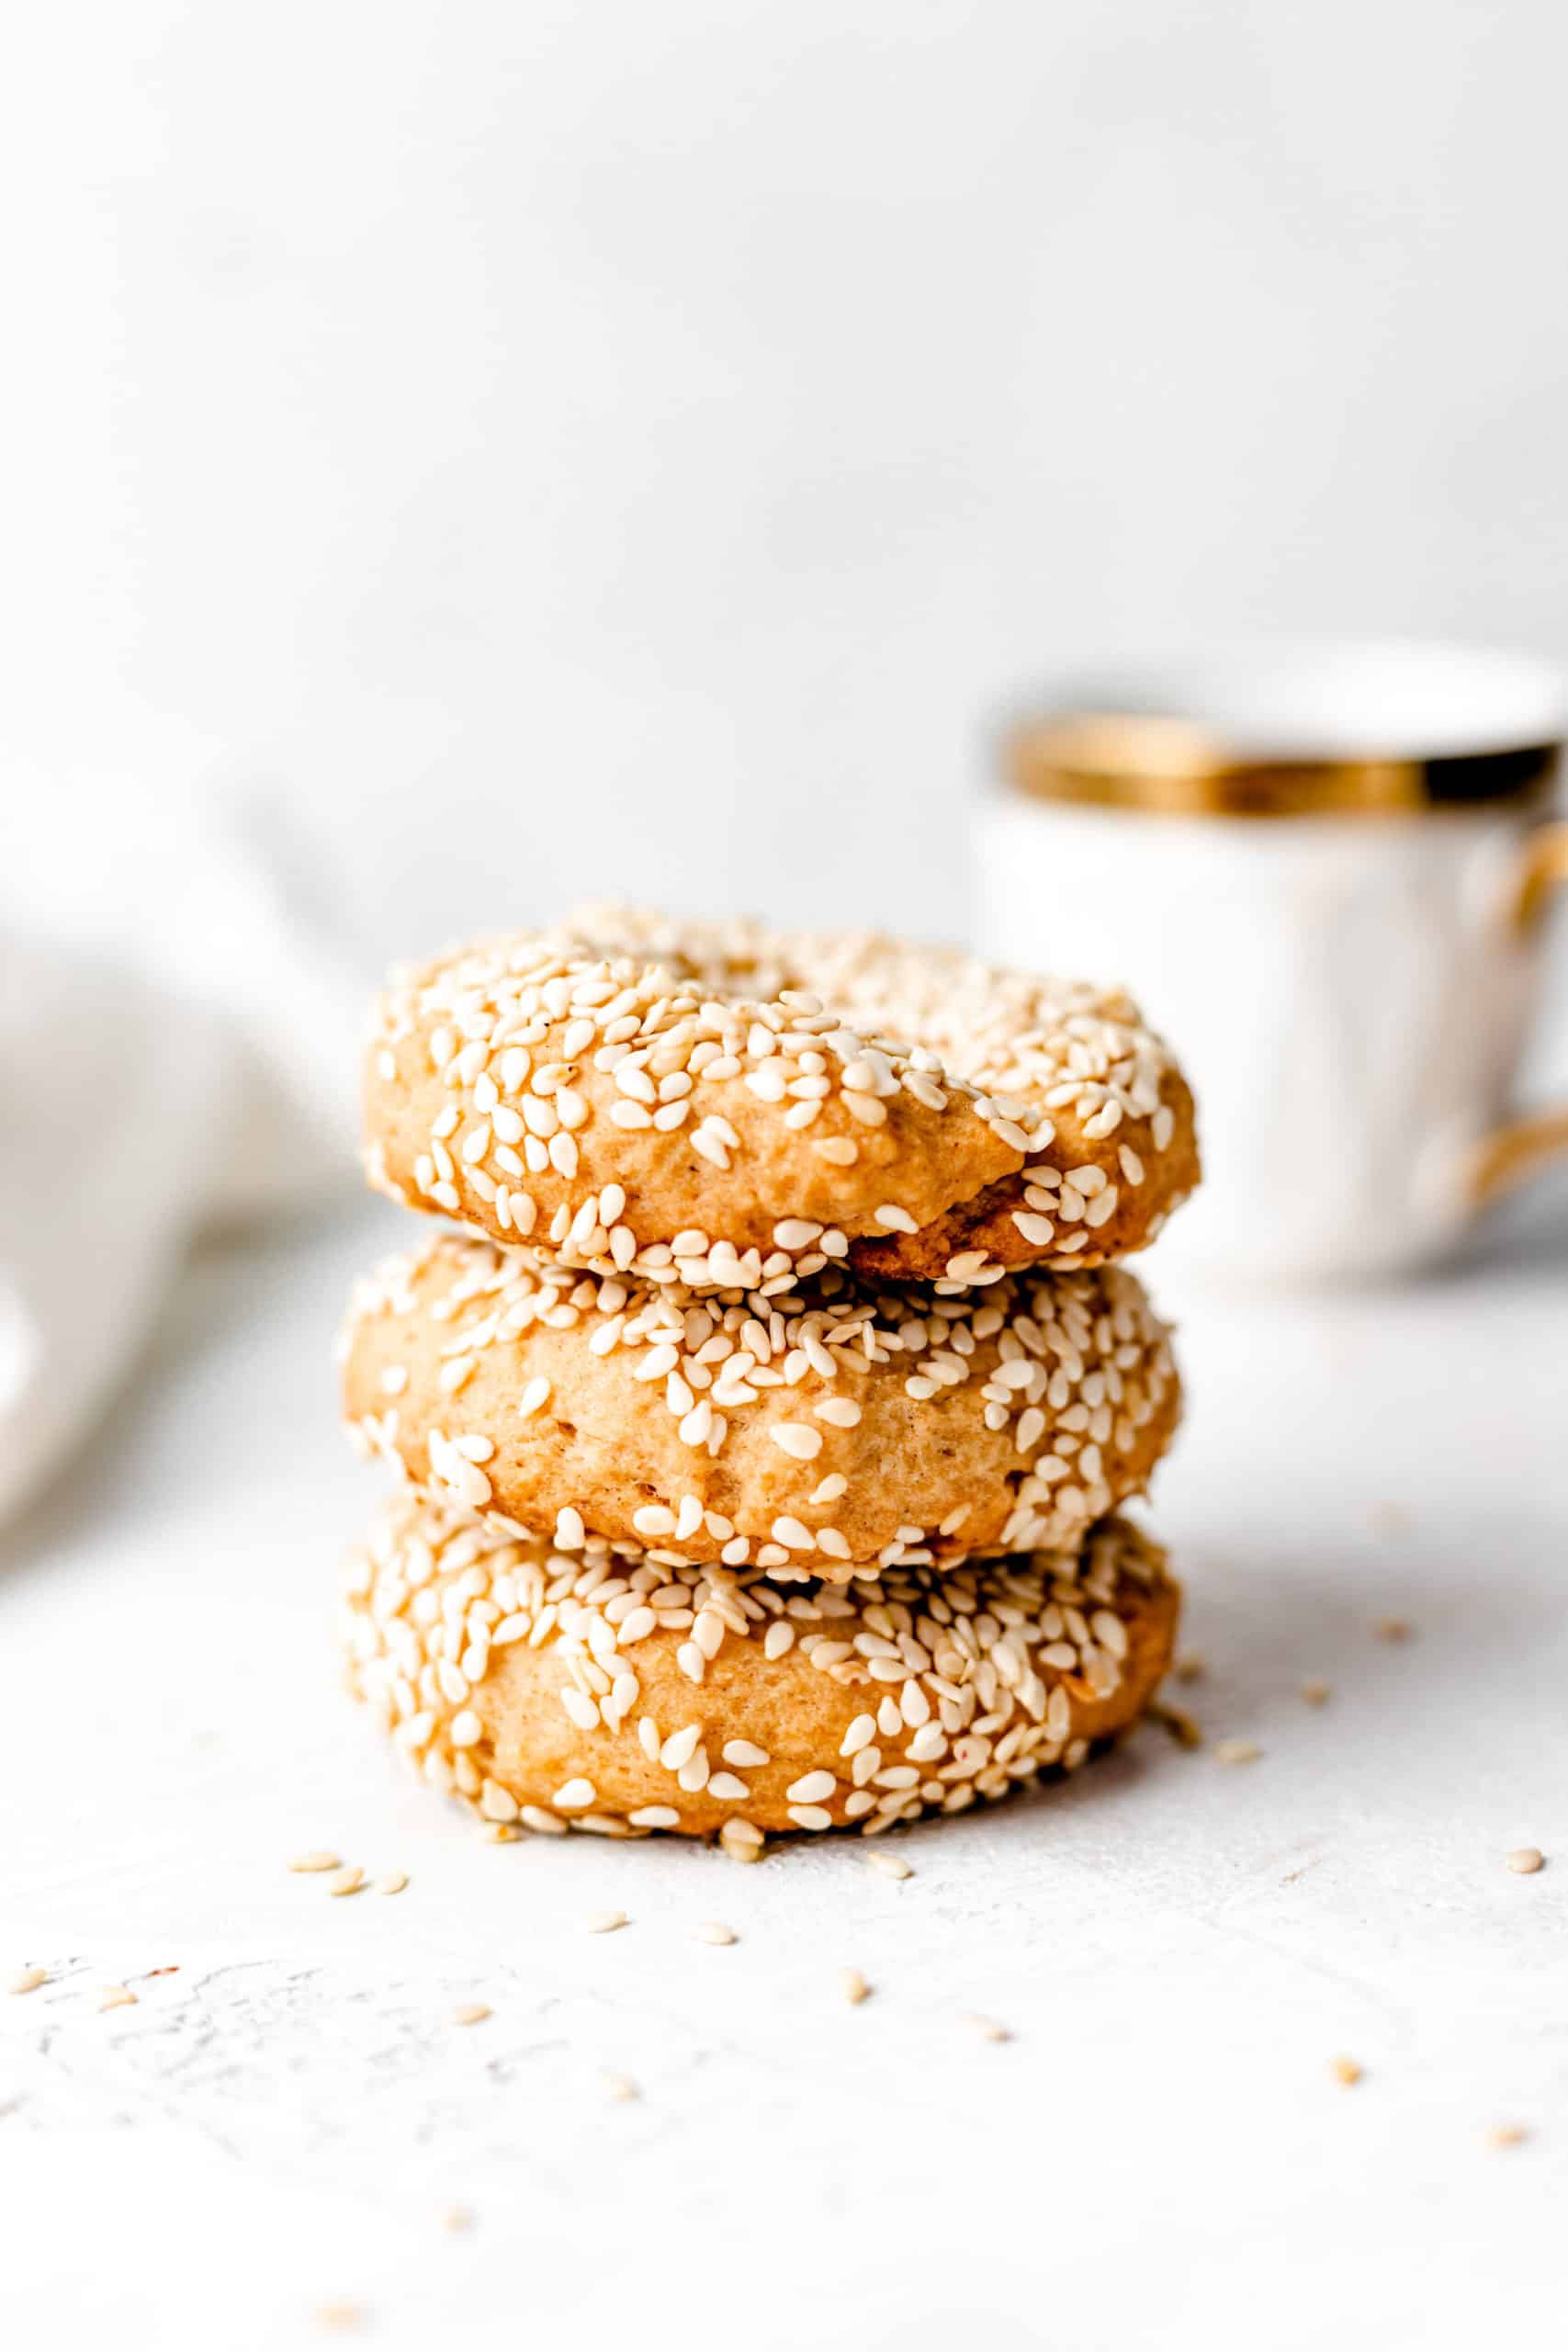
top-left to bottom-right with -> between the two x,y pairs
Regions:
1465,820 -> 1568,1210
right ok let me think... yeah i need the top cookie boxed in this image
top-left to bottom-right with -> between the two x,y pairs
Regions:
364,905 -> 1198,1295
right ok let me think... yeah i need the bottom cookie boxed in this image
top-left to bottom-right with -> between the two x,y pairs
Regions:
341,1490 -> 1179,1844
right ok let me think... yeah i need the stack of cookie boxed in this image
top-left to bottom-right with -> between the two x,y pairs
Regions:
339,909 -> 1199,1851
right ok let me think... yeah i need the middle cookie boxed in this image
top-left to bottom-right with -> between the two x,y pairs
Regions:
342,1237 -> 1180,1577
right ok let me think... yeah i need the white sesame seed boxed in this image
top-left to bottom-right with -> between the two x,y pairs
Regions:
840,1969 -> 872,2005
694,1921 -> 738,1946
1506,1848 -> 1545,1875
7,1967 -> 47,1995
586,1910 -> 629,1933
288,1850 -> 342,1873
452,2002 -> 491,2026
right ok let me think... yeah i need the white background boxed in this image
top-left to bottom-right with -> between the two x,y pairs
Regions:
6,16 -> 1568,2345
6,0 -> 1568,960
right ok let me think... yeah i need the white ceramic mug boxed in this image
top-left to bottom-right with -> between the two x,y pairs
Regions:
976,639 -> 1568,1282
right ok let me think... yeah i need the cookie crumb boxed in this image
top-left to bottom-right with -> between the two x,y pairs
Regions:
1173,1653 -> 1206,1684
840,1968 -> 872,2006
1506,1848 -> 1544,1875
1331,2055 -> 1363,2086
1372,1616 -> 1413,1643
452,2002 -> 491,2026
481,1822 -> 518,1843
694,1921 -> 737,1946
1300,1679 -> 1332,1706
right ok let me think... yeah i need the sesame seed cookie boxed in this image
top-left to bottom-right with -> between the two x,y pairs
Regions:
363,908 -> 1198,1294
340,1236 -> 1181,1575
341,1490 -> 1180,1839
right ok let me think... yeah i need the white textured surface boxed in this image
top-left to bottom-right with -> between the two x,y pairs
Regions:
4,1205 -> 1567,2349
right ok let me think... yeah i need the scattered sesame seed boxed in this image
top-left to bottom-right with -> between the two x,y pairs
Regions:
1172,1653 -> 1205,1683
694,1922 -> 737,1946
601,2071 -> 640,2102
1300,1679 -> 1331,1706
325,1866 -> 365,1897
98,1985 -> 138,2010
1506,1848 -> 1545,1875
288,1851 -> 342,1873
1152,1703 -> 1202,1749
1213,1738 -> 1261,1766
441,2206 -> 474,2233
375,1871 -> 410,1895
1331,2056 -> 1363,2086
1373,1616 -> 1413,1643
865,1851 -> 914,1881
586,1910 -> 629,1933
1485,2122 -> 1529,2150
452,2002 -> 492,2026
7,1968 -> 47,1996
315,2302 -> 366,2332
963,2013 -> 1011,2043
840,1969 -> 872,2005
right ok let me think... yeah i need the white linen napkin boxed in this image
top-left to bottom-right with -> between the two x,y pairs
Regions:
0,783 -> 362,1524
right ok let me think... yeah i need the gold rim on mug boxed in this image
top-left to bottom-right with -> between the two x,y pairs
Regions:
999,711 -> 1562,820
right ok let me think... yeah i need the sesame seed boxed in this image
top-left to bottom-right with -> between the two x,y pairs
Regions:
1506,1848 -> 1545,1875
98,1985 -> 138,2010
840,1969 -> 872,2005
601,2071 -> 640,2102
1300,1679 -> 1331,1705
1152,1703 -> 1202,1749
452,2002 -> 491,2026
7,1967 -> 47,1995
1373,1616 -> 1413,1643
315,2301 -> 366,2332
288,1850 -> 341,1873
865,1852 -> 914,1881
1213,1738 -> 1261,1766
1484,2122 -> 1529,2150
326,1866 -> 366,1897
586,1910 -> 630,1933
442,2206 -> 475,2233
1331,2056 -> 1363,2086
694,1922 -> 737,1946
964,2013 -> 1011,2043
376,1871 -> 410,1895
